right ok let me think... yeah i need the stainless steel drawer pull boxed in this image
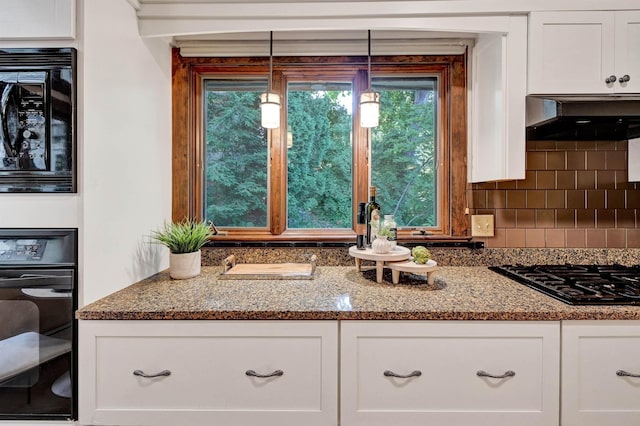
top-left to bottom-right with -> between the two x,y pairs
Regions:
616,370 -> 640,378
477,370 -> 515,379
383,370 -> 422,378
245,369 -> 284,378
133,369 -> 171,378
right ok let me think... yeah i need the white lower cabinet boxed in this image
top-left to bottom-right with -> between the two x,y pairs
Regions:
340,321 -> 560,426
562,320 -> 640,426
81,319 -> 640,426
78,320 -> 338,426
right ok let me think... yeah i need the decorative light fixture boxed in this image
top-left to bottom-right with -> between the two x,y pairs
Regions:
360,30 -> 380,128
260,31 -> 281,128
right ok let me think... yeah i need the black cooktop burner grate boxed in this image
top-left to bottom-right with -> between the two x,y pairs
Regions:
489,264 -> 640,305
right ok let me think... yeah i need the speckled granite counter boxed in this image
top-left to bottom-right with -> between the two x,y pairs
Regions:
76,266 -> 640,321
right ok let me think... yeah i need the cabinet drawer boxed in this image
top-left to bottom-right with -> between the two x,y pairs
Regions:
562,321 -> 640,426
80,321 -> 338,426
341,321 -> 559,426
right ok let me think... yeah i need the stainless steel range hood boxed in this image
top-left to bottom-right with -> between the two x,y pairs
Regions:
526,96 -> 640,141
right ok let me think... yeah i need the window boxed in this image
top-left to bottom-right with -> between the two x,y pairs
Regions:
371,76 -> 443,230
286,81 -> 353,230
172,53 -> 468,241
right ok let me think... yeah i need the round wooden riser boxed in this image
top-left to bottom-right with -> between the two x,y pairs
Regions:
387,259 -> 438,285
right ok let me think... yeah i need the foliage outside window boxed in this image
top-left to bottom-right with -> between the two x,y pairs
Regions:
371,77 -> 439,228
171,52 -> 468,241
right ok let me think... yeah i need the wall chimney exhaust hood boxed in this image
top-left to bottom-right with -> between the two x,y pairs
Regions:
526,96 -> 640,141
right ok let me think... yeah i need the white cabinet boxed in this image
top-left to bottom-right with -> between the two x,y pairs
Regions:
79,320 -> 338,426
340,321 -> 560,426
529,11 -> 640,94
469,15 -> 527,182
0,0 -> 75,39
562,321 -> 640,426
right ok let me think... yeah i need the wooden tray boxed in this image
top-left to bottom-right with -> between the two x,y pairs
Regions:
219,254 -> 317,280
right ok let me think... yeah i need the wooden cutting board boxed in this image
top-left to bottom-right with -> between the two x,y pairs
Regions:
219,254 -> 316,280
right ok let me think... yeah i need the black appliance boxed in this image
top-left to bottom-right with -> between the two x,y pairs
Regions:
526,96 -> 640,141
490,264 -> 640,305
0,228 -> 77,421
0,48 -> 76,192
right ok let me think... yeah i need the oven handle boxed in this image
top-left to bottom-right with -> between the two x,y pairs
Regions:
0,274 -> 73,289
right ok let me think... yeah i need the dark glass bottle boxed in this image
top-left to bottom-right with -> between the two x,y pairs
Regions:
365,186 -> 381,246
356,202 -> 367,249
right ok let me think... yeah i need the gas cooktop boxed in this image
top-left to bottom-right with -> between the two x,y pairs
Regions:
489,264 -> 640,305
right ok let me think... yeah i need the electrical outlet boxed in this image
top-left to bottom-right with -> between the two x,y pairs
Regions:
471,214 -> 494,237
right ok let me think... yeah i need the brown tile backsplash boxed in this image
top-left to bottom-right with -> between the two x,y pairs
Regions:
607,190 -> 626,209
526,190 -> 546,208
546,190 -> 565,208
537,170 -> 556,189
557,170 -> 576,189
471,140 -> 640,248
527,151 -> 546,170
577,170 -> 595,189
567,151 -> 586,170
506,190 -> 526,208
587,151 -> 606,169
546,151 -> 566,170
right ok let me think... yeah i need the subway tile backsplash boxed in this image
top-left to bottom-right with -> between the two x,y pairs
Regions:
470,140 -> 640,248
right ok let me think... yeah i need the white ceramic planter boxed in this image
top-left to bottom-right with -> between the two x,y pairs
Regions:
169,250 -> 201,279
371,236 -> 393,254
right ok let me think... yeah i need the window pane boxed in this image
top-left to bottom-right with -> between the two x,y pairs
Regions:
287,82 -> 353,229
203,79 -> 269,227
371,77 -> 438,228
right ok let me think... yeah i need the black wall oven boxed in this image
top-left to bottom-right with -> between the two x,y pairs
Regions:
0,228 -> 77,421
0,48 -> 76,192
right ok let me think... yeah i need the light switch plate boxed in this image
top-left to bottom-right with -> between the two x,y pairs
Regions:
471,214 -> 494,237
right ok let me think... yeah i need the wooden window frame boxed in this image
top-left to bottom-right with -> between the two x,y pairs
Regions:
172,49 -> 469,241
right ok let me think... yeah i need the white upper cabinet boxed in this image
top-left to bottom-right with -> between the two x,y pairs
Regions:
615,12 -> 640,93
0,0 -> 75,39
469,15 -> 527,182
528,11 -> 640,94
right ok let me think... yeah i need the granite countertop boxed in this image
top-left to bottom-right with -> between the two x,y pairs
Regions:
76,266 -> 640,321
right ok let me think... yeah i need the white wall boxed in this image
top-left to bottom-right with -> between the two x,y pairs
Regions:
81,0 -> 172,304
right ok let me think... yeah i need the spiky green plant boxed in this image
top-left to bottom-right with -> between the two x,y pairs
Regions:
152,219 -> 214,254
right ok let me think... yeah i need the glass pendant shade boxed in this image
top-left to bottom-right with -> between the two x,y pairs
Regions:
260,91 -> 281,128
360,90 -> 380,128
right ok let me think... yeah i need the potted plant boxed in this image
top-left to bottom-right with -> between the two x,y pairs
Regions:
152,218 -> 215,279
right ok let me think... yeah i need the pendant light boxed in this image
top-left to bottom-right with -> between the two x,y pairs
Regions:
360,30 -> 380,128
260,31 -> 281,128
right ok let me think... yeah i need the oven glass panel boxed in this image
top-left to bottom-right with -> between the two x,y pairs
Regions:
0,229 -> 76,420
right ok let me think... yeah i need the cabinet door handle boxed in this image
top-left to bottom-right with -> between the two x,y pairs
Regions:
133,369 -> 171,378
245,369 -> 284,378
616,370 -> 640,378
605,75 -> 617,84
619,74 -> 631,83
383,370 -> 422,378
477,370 -> 515,379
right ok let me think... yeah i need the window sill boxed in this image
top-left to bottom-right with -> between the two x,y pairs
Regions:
205,239 -> 483,249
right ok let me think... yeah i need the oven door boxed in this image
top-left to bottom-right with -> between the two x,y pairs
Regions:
0,268 -> 74,420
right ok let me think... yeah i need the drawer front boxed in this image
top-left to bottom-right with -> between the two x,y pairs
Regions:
80,321 -> 338,426
341,321 -> 559,426
96,335 -> 322,410
562,321 -> 640,426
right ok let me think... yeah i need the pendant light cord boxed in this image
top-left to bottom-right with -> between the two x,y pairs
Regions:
268,31 -> 274,93
367,30 -> 372,90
